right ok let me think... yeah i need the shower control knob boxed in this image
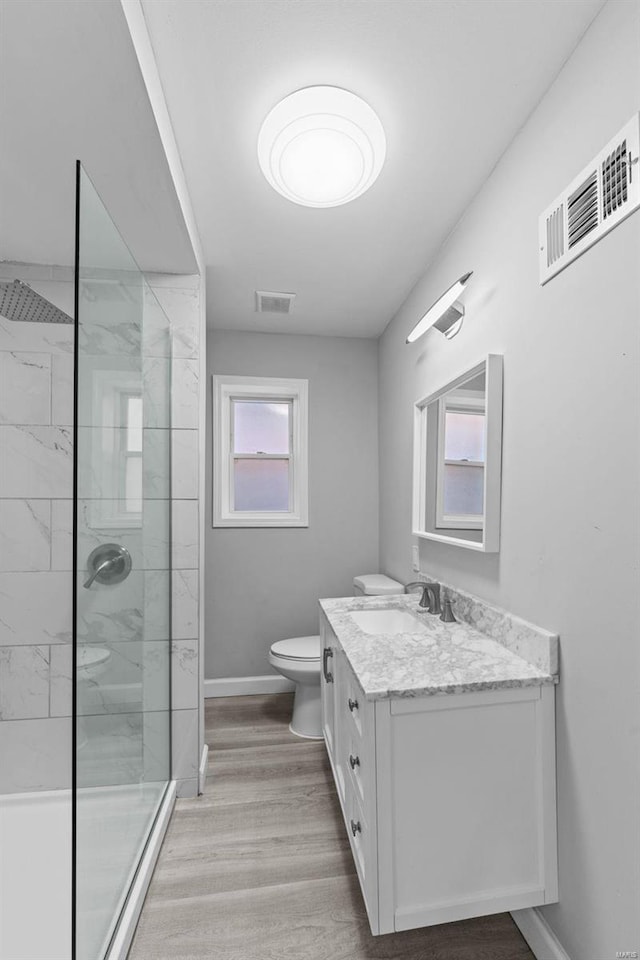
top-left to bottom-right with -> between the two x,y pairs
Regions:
350,819 -> 362,837
83,543 -> 132,589
348,698 -> 358,712
349,754 -> 360,769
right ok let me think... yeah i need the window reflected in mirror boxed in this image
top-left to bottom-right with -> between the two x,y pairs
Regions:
413,355 -> 503,553
437,372 -> 485,529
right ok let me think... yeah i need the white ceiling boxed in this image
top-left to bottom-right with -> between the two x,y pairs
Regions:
141,0 -> 604,338
0,0 -> 196,274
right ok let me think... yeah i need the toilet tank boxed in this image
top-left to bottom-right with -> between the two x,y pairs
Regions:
353,574 -> 404,597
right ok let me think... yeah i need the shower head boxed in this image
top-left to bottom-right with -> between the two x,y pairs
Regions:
0,280 -> 73,324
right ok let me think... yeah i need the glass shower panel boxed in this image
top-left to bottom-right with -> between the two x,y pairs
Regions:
74,165 -> 171,960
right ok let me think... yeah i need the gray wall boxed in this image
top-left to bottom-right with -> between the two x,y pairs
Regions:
378,2 -> 639,957
206,330 -> 379,678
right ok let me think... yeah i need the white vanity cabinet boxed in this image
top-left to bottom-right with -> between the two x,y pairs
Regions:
319,610 -> 558,936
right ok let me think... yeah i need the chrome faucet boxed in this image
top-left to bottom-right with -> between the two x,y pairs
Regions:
405,580 -> 441,615
405,581 -> 430,610
425,582 -> 441,616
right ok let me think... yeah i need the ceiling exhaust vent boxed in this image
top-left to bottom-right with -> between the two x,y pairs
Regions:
255,290 -> 296,314
539,113 -> 640,284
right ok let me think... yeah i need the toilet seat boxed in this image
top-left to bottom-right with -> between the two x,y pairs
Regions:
270,635 -> 320,661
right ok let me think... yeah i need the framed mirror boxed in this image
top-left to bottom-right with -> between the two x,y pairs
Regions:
412,354 -> 503,552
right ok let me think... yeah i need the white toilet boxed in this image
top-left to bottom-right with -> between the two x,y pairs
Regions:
269,574 -> 404,740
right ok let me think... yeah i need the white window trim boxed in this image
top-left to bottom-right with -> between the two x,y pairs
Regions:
212,374 -> 309,528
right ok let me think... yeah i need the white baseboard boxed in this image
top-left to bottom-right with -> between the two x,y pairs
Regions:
107,780 -> 176,960
204,675 -> 295,698
511,908 -> 572,960
198,743 -> 208,794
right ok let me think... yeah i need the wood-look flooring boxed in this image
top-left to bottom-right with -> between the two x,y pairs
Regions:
129,694 -> 535,960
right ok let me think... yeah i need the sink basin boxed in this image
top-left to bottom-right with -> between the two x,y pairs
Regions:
349,608 -> 429,636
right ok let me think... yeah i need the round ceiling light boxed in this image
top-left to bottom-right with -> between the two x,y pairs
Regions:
257,86 -> 386,208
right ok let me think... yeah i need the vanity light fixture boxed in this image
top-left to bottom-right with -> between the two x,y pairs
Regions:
406,272 -> 473,344
257,86 -> 386,208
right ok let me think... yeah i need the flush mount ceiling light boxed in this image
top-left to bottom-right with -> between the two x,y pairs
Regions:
257,86 -> 386,208
406,272 -> 474,344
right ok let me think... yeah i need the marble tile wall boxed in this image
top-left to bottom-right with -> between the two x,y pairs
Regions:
0,263 -> 75,793
146,275 -> 202,799
0,265 -> 203,797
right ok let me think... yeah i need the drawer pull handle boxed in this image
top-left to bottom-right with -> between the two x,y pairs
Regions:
349,754 -> 360,769
350,819 -> 362,837
348,698 -> 358,712
323,647 -> 334,683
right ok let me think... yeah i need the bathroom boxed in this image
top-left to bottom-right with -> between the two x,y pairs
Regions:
0,0 -> 638,958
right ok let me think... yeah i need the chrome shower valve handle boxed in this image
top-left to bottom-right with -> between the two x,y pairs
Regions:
83,544 -> 132,589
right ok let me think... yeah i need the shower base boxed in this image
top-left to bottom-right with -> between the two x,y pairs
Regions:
0,789 -> 72,960
0,782 -> 174,960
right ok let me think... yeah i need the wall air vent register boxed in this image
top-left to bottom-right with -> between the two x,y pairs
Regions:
539,113 -> 640,284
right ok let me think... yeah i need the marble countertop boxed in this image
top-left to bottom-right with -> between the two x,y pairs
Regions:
319,594 -> 558,701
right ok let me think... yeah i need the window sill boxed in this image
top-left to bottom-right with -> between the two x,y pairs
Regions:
213,513 -> 308,528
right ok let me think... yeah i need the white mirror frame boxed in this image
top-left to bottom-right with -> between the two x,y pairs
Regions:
412,354 -> 503,553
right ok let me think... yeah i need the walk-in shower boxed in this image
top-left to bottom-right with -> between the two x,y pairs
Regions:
0,163 -> 173,960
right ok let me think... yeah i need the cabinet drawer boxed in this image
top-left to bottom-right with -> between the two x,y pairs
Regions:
343,659 -> 373,740
345,786 -> 378,932
344,723 -> 374,820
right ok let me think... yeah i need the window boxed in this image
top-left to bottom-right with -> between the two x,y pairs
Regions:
436,396 -> 485,529
87,367 -> 144,529
212,375 -> 308,527
120,393 -> 143,515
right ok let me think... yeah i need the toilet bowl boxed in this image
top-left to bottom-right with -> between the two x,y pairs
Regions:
269,635 -> 322,739
269,574 -> 404,741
